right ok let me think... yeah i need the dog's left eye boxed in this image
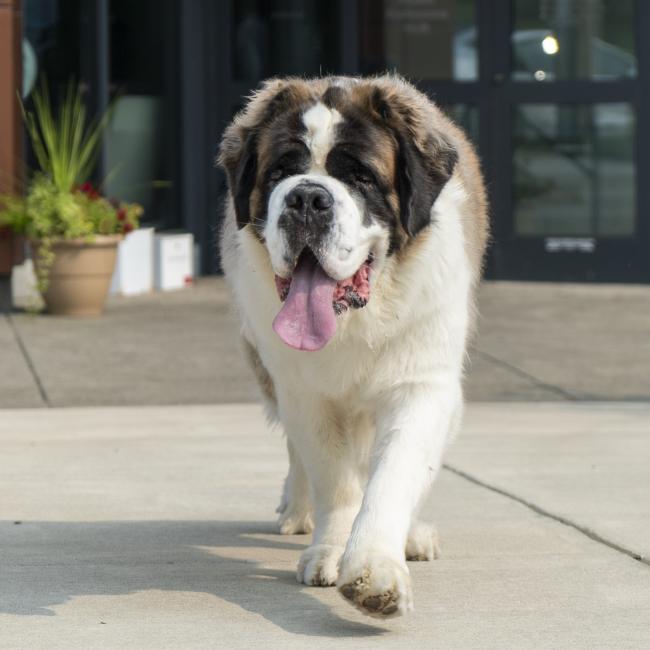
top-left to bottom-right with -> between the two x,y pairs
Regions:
269,167 -> 285,183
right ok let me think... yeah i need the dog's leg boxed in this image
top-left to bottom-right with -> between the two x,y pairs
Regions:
338,382 -> 461,617
241,340 -> 314,534
276,439 -> 314,534
280,398 -> 364,587
405,520 -> 441,561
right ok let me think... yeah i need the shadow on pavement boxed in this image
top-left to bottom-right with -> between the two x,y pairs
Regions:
1,519 -> 386,638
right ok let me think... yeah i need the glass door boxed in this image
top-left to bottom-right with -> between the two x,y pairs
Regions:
490,0 -> 650,281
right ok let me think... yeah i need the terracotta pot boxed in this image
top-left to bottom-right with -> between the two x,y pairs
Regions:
32,235 -> 122,316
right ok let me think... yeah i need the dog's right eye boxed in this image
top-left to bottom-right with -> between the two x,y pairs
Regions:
353,173 -> 374,187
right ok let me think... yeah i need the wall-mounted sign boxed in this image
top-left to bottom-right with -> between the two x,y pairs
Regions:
544,237 -> 596,253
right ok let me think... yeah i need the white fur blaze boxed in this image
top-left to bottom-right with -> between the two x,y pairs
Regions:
302,102 -> 343,170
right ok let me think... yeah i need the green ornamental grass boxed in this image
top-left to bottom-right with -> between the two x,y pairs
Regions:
23,81 -> 111,193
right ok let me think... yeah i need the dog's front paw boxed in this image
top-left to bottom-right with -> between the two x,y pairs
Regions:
297,544 -> 344,586
405,521 -> 441,561
337,551 -> 413,618
277,504 -> 314,535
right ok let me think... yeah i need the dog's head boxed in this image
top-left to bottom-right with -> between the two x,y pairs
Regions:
219,76 -> 457,351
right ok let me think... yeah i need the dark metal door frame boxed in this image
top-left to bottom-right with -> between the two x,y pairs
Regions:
487,0 -> 650,282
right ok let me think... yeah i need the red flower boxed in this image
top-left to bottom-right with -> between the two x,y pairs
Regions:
78,182 -> 100,199
123,222 -> 134,234
116,208 -> 127,221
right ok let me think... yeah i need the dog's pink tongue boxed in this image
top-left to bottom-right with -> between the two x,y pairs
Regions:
272,254 -> 338,351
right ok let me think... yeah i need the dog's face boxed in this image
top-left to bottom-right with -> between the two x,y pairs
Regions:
220,78 -> 457,351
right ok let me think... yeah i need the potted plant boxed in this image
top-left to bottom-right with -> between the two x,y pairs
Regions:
0,82 -> 142,316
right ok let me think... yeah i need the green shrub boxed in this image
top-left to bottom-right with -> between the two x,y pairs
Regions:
1,175 -> 141,241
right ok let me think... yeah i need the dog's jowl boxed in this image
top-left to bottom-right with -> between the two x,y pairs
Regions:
219,75 -> 488,618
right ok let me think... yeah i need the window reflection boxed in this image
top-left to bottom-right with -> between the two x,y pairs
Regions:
360,0 -> 477,81
23,0 -> 82,93
512,0 -> 636,81
233,0 -> 340,83
514,103 -> 635,236
106,0 -> 178,228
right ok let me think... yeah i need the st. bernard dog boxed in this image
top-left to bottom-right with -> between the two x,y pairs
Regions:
219,75 -> 488,618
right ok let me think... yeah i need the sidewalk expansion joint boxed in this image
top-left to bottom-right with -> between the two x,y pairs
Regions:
473,349 -> 582,401
443,463 -> 649,568
5,314 -> 51,407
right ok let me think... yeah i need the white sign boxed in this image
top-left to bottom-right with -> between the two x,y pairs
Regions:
545,238 -> 596,253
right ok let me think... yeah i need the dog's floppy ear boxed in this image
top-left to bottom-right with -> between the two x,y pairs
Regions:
221,130 -> 258,230
368,86 -> 457,238
218,81 -> 310,229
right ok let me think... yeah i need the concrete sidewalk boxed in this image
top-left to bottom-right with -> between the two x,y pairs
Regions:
1,278 -> 649,408
1,403 -> 649,649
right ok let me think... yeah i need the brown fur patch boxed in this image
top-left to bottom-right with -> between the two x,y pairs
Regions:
243,338 -> 276,405
218,79 -> 315,170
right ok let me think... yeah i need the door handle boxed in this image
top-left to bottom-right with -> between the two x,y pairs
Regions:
493,72 -> 506,85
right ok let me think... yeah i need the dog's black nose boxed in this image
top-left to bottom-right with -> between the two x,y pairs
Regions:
285,183 -> 333,220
